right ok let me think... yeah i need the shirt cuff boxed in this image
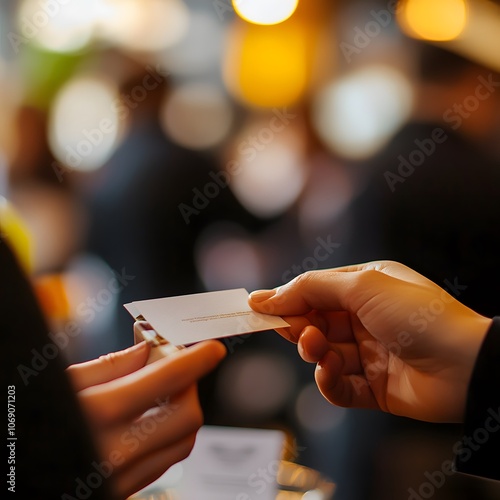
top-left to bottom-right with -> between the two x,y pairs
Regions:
454,316 -> 500,480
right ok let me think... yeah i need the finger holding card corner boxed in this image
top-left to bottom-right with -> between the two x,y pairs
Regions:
133,320 -> 184,365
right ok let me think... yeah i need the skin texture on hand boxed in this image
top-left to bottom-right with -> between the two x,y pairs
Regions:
66,337 -> 226,499
249,261 -> 492,424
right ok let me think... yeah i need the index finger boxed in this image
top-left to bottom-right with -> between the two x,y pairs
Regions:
80,340 -> 226,424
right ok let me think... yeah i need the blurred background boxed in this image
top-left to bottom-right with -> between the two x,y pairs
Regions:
2,0 -> 500,498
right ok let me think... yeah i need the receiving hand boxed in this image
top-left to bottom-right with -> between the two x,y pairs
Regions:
249,261 -> 491,423
67,330 -> 226,499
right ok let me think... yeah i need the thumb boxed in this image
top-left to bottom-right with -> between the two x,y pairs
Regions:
248,261 -> 419,317
248,270 -> 360,316
67,342 -> 151,391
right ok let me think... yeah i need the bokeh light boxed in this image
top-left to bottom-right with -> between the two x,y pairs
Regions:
298,158 -> 354,236
223,21 -> 309,108
17,0 -> 102,53
99,0 -> 189,53
216,352 -> 297,421
159,11 -> 223,77
227,116 -> 307,218
295,383 -> 347,433
10,184 -> 86,273
48,76 -> 122,172
232,0 -> 299,26
160,83 -> 233,150
63,254 -> 119,333
312,65 -> 414,160
398,0 -> 468,42
195,224 -> 265,291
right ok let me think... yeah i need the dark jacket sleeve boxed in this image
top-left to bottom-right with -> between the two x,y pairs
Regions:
454,316 -> 500,480
2,238 -> 113,499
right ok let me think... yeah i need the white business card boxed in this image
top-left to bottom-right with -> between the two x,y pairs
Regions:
124,288 -> 289,346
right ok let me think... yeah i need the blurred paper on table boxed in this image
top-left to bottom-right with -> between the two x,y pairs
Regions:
177,426 -> 285,500
124,288 -> 289,346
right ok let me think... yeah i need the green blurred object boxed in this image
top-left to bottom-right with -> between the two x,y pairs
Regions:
19,45 -> 85,109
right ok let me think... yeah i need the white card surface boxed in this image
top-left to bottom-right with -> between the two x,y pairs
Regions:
124,288 -> 289,346
135,425 -> 285,500
176,426 -> 285,500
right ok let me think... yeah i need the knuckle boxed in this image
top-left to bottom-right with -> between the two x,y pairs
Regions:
290,270 -> 317,291
356,268 -> 378,282
99,352 -> 120,367
345,269 -> 385,311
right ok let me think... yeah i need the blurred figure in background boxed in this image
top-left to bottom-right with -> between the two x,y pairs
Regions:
8,104 -> 87,274
82,55 -> 259,350
335,43 -> 500,500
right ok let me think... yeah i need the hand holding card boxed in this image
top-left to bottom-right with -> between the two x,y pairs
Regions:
133,321 -> 183,364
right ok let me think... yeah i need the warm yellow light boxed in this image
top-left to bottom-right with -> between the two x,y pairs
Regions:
399,0 -> 468,41
0,197 -> 32,273
232,0 -> 299,26
223,22 -> 308,108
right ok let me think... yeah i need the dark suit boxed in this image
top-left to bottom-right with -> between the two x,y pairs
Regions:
456,316 -> 500,480
336,121 -> 500,499
2,238 -> 112,499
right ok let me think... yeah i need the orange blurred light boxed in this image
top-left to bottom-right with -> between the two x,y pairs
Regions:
398,0 -> 468,42
223,21 -> 308,108
34,274 -> 71,321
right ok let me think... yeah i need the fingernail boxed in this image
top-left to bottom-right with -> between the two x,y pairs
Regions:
249,289 -> 277,302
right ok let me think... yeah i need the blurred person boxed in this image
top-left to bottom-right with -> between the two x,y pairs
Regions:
82,55 -> 259,353
248,261 -> 500,481
312,43 -> 500,500
348,44 -> 500,316
9,106 -> 54,184
79,58 -> 337,467
3,234 -> 226,499
7,104 -> 87,275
